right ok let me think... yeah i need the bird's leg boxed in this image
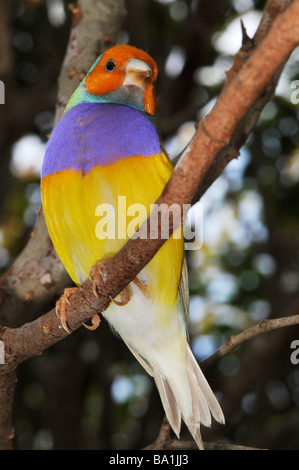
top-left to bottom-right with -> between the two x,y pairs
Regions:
56,287 -> 101,333
55,287 -> 78,334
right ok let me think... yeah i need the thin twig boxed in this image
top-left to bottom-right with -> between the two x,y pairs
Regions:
143,415 -> 263,450
201,314 -> 299,371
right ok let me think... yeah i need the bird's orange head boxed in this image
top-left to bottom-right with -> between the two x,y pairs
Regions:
79,45 -> 158,116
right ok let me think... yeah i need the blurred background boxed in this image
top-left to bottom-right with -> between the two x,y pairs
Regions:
1,0 -> 299,450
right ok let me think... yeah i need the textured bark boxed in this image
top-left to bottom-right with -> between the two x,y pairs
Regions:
0,371 -> 16,450
55,0 -> 126,124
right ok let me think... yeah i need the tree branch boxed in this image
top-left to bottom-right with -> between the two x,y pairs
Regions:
201,314 -> 299,371
143,416 -> 263,450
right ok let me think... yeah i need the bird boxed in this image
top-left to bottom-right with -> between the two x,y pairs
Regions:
41,44 -> 224,449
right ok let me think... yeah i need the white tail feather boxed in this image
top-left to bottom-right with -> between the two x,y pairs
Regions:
105,286 -> 224,449
187,347 -> 225,425
151,344 -> 224,450
153,372 -> 181,438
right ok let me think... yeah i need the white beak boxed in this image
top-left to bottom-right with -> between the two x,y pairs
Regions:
123,58 -> 152,90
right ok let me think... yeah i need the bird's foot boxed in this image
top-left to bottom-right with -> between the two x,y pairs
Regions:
89,258 -> 150,308
89,258 -> 111,298
111,288 -> 130,306
55,287 -> 78,334
89,257 -> 131,307
83,313 -> 101,331
56,287 -> 101,333
132,277 -> 150,298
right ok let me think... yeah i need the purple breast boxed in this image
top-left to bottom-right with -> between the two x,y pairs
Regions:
41,102 -> 161,178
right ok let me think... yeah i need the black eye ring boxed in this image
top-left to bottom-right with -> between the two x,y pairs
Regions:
105,60 -> 116,72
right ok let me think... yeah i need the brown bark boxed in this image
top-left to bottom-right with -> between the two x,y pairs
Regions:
0,371 -> 16,450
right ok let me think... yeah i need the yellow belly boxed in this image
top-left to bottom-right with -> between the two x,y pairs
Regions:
41,153 -> 184,312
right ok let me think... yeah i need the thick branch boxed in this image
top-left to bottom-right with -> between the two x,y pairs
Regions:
191,0 -> 293,201
55,0 -> 126,124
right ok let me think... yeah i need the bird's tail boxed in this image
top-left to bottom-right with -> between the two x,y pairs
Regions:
152,344 -> 224,450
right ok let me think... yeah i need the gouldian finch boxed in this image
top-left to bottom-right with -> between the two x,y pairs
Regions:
41,45 -> 224,448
